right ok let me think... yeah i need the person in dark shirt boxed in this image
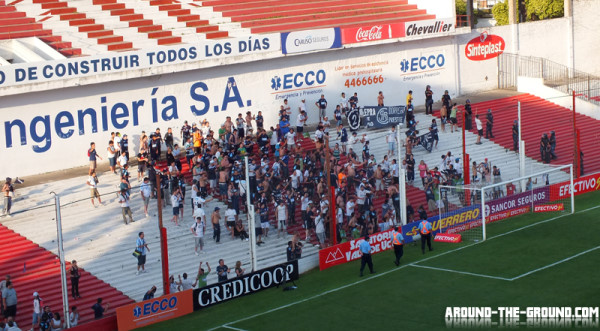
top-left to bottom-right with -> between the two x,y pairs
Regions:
143,286 -> 157,301
91,298 -> 108,319
120,134 -> 129,160
425,85 -> 434,114
417,205 -> 428,221
441,90 -> 451,110
464,99 -> 473,130
216,259 -> 230,282
512,120 -> 519,152
164,128 -> 174,151
315,94 -> 328,121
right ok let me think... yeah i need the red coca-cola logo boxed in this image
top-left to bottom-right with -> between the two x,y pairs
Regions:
465,32 -> 505,61
356,25 -> 383,42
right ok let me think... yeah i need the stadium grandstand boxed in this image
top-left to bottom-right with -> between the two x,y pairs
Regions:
0,0 -> 599,330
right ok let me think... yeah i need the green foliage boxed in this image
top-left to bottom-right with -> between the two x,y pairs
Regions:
492,1 -> 510,25
456,0 -> 467,15
526,0 -> 564,20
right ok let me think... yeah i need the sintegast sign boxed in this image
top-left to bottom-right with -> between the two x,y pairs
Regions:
192,260 -> 299,310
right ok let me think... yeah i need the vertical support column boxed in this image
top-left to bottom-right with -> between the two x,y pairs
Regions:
245,157 -> 257,272
480,189 -> 486,242
569,164 -> 575,214
156,174 -> 169,295
52,194 -> 70,329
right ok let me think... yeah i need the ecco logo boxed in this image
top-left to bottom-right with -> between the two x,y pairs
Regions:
270,70 -> 326,91
133,297 -> 177,318
400,54 -> 445,73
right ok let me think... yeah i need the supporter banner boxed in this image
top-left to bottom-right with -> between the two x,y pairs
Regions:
281,28 -> 342,54
192,260 -> 298,310
405,18 -> 455,39
319,229 -> 395,270
0,34 -> 281,87
484,187 -> 550,216
358,105 -> 406,129
116,289 -> 193,331
417,131 -> 434,152
341,23 -> 405,45
434,233 -> 462,243
465,32 -> 505,61
550,173 -> 600,200
534,203 -> 565,213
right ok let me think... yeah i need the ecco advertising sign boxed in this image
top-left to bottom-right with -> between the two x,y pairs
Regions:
116,289 -> 193,331
192,260 -> 299,310
281,28 -> 342,54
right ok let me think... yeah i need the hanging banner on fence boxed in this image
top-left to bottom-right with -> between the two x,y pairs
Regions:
193,260 -> 298,310
484,187 -> 550,216
358,105 -> 406,129
341,23 -> 405,45
116,289 -> 193,331
281,28 -> 342,54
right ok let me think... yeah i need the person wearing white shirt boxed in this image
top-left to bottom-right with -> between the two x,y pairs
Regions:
387,126 -> 397,156
296,111 -> 306,133
346,198 -> 355,218
276,201 -> 288,237
224,207 -> 237,239
321,117 -> 330,135
118,151 -> 128,168
118,190 -> 133,225
314,128 -> 324,141
285,129 -> 297,153
299,99 -> 307,113
340,92 -> 349,113
69,306 -> 79,327
140,177 -> 152,217
178,273 -> 194,291
475,114 -> 483,144
191,216 -> 205,255
87,171 -> 102,207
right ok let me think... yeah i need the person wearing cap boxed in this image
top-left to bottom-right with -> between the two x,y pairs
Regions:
358,235 -> 375,276
69,260 -> 81,300
31,291 -> 42,330
2,177 -> 14,217
441,90 -> 451,110
485,109 -> 494,139
211,207 -> 222,243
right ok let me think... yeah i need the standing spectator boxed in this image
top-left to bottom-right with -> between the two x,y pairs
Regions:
2,281 -> 17,319
3,178 -> 14,217
194,262 -> 211,289
439,105 -> 447,133
91,298 -> 108,320
181,120 -> 191,144
31,292 -> 42,331
425,85 -> 434,114
142,286 -> 156,301
225,205 -> 238,240
256,111 -> 264,129
512,120 -> 519,152
405,90 -> 413,106
358,236 -> 375,277
449,103 -> 458,133
429,119 -> 439,149
140,177 -> 151,217
296,110 -> 307,134
315,94 -> 328,121
191,216 -> 205,255
387,126 -> 397,156
441,90 -> 451,110
464,99 -> 473,130
69,306 -> 79,327
340,92 -> 349,114
234,261 -> 245,277
87,171 -> 102,207
178,274 -> 194,291
0,274 -> 9,313
276,200 -> 288,238
315,214 -> 325,248
120,134 -> 130,160
549,131 -> 557,160
69,260 -> 81,300
118,189 -> 134,225
485,109 -> 494,139
390,226 -> 405,266
164,128 -> 174,151
334,106 -> 342,127
418,160 -> 429,186
216,259 -> 230,282
117,151 -> 128,170
338,125 -> 348,153
377,91 -> 384,106
211,207 -> 221,243
107,140 -> 117,174
88,142 -> 102,172
475,115 -> 483,145
349,92 -> 359,109
136,232 -> 149,275
170,188 -> 182,226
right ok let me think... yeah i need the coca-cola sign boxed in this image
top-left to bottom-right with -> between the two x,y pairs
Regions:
465,32 -> 505,61
341,23 -> 404,45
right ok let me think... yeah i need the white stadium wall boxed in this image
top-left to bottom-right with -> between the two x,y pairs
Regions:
0,38 -> 459,176
573,0 -> 600,77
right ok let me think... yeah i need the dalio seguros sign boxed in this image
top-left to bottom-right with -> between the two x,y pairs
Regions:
193,260 -> 299,310
465,32 -> 505,61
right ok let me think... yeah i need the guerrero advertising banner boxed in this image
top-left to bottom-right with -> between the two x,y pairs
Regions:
281,28 -> 342,54
116,289 -> 193,331
341,23 -> 405,45
193,260 -> 298,310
